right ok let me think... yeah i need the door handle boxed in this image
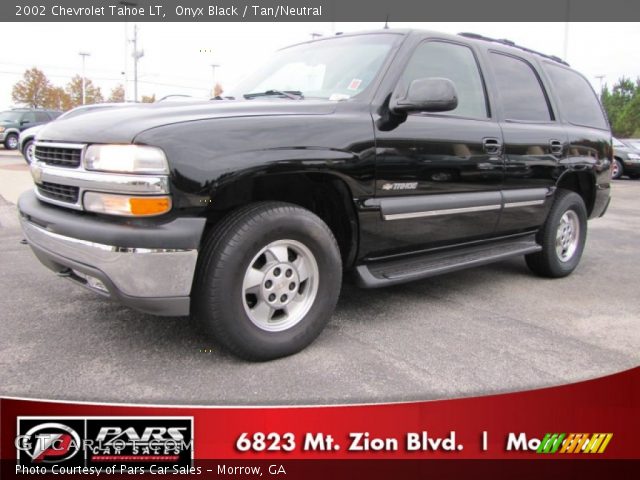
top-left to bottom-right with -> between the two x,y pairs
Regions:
483,138 -> 502,155
549,140 -> 564,155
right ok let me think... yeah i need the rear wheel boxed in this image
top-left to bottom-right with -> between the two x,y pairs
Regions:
4,133 -> 18,150
525,189 -> 587,278
193,202 -> 342,361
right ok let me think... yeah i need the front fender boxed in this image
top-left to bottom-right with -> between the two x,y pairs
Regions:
133,111 -> 376,212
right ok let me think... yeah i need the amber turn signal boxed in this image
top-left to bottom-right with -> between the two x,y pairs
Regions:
83,192 -> 172,217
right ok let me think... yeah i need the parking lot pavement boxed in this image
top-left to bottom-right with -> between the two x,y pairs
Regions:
0,172 -> 639,405
0,149 -> 31,205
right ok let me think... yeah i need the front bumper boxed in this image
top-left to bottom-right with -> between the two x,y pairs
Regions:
18,190 -> 206,316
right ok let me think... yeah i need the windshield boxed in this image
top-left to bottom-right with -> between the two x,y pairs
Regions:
624,140 -> 640,150
0,111 -> 21,122
228,34 -> 400,101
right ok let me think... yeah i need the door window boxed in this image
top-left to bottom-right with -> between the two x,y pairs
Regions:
20,112 -> 36,124
35,112 -> 50,122
400,41 -> 488,119
489,53 -> 552,122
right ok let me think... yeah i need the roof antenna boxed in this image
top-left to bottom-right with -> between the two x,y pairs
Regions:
383,14 -> 389,29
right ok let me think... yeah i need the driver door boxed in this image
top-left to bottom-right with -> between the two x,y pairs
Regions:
371,39 -> 504,256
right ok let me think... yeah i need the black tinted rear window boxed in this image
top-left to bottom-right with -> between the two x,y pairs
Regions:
543,63 -> 608,130
489,52 -> 552,122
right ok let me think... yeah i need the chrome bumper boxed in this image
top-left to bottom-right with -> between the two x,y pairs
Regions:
20,217 -> 198,316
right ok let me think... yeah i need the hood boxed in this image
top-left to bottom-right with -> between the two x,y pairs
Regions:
37,100 -> 336,144
20,124 -> 44,138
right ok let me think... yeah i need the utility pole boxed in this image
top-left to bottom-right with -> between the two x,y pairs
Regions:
210,64 -> 220,96
563,0 -> 571,62
123,22 -> 129,101
78,51 -> 91,105
119,0 -> 135,101
595,75 -> 606,95
131,24 -> 144,102
210,64 -> 219,85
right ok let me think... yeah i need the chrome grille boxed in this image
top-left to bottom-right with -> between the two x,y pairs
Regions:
34,145 -> 82,167
37,182 -> 80,203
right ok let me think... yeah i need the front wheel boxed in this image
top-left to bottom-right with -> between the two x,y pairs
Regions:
525,189 -> 587,278
22,139 -> 35,164
4,133 -> 19,150
193,202 -> 342,361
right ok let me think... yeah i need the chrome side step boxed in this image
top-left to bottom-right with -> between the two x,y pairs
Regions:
355,237 -> 541,288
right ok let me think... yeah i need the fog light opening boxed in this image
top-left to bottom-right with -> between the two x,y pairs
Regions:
73,270 -> 108,293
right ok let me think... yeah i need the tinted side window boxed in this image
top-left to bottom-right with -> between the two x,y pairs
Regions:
21,112 -> 36,124
35,112 -> 50,122
401,41 -> 487,119
543,63 -> 608,129
489,53 -> 551,122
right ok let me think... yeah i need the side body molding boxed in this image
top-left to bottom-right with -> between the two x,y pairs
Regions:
377,188 -> 551,221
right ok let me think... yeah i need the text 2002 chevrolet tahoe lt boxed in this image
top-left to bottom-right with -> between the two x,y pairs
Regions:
19,30 -> 612,360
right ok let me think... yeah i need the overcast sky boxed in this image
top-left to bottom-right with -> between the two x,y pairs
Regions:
0,22 -> 638,109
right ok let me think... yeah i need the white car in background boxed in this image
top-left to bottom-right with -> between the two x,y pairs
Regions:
19,103 -> 135,164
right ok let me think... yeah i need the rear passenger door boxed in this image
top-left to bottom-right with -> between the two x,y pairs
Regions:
485,51 -> 567,234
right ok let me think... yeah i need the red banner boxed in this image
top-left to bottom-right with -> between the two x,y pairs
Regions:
2,367 -> 639,478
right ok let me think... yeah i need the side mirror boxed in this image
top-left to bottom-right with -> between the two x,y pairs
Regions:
390,77 -> 458,114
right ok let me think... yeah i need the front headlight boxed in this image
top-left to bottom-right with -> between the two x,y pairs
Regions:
84,145 -> 169,174
627,153 -> 640,160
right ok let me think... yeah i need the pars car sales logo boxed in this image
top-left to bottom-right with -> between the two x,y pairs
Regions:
16,417 -> 193,472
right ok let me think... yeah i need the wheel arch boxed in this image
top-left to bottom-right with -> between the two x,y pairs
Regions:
555,170 -> 597,216
200,171 -> 360,269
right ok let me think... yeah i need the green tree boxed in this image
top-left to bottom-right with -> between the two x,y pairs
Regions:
11,68 -> 52,108
617,94 -> 640,137
601,77 -> 640,137
65,75 -> 104,107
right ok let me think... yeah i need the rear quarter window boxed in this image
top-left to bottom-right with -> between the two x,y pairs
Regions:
543,63 -> 608,130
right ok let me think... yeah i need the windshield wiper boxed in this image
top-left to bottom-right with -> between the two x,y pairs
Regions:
243,90 -> 304,100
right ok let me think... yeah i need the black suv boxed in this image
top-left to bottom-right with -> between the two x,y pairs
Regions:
18,30 -> 612,360
0,108 -> 61,150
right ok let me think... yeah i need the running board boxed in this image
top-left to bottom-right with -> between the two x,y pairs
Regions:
355,237 -> 542,288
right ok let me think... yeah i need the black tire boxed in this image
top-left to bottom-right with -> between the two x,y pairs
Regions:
611,159 -> 623,179
22,139 -> 35,164
525,189 -> 587,278
193,201 -> 342,361
4,133 -> 19,150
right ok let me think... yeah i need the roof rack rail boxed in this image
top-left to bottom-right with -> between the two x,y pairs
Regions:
458,32 -> 570,66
